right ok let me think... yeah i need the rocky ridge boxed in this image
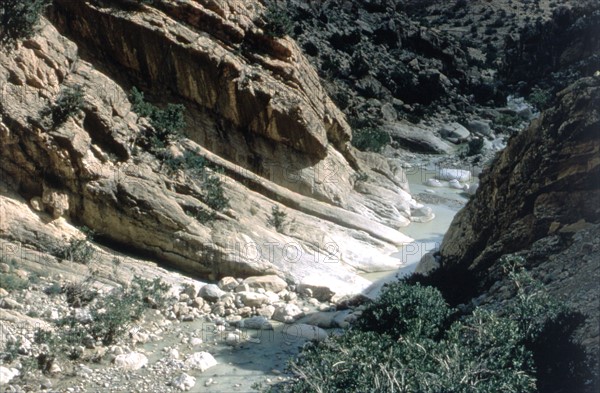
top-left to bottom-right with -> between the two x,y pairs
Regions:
0,0 -> 435,297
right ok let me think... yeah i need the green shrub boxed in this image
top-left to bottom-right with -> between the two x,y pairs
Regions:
43,282 -> 62,296
0,0 -> 50,46
164,150 -> 229,213
356,281 -> 452,340
495,113 -> 521,128
0,272 -> 29,291
263,2 -> 293,38
51,85 -> 85,126
527,86 -> 552,110
54,237 -> 96,265
351,127 -> 389,152
267,205 -> 288,233
272,266 -> 576,393
130,87 -> 185,153
202,171 -> 229,212
56,275 -> 171,347
467,137 -> 484,156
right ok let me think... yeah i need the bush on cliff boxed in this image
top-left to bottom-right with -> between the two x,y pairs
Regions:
0,0 -> 50,46
270,263 -> 581,393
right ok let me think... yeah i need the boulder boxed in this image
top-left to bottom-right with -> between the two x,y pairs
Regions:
243,275 -> 288,292
114,352 -> 148,371
198,284 -> 226,302
218,277 -> 239,291
0,366 -> 19,385
297,283 -> 335,302
282,323 -> 328,342
185,352 -> 218,372
172,373 -> 196,391
238,316 -> 273,330
272,304 -> 304,323
437,168 -> 472,182
237,291 -> 269,307
467,119 -> 492,136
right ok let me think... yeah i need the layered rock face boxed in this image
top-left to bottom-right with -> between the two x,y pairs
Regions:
0,0 -> 423,296
437,77 -> 600,361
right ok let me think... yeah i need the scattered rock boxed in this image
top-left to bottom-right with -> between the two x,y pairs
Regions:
198,284 -> 226,302
243,275 -> 288,292
296,284 -> 334,302
237,291 -> 269,307
172,373 -> 196,391
238,316 -> 273,330
272,304 -> 304,323
282,323 -> 328,342
425,178 -> 444,187
0,366 -> 19,385
467,119 -> 492,136
185,352 -> 218,372
218,277 -> 238,291
114,352 -> 148,371
437,168 -> 472,182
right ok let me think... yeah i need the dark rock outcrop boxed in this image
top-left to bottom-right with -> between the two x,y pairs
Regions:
435,77 -> 600,387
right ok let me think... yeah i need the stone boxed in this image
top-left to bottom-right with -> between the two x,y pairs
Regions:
448,179 -> 463,190
425,178 -> 444,187
114,352 -> 148,370
297,284 -> 334,302
411,206 -> 434,223
198,284 -> 226,303
218,277 -> 238,291
437,168 -> 472,182
243,275 -> 288,292
257,304 -> 276,319
282,323 -> 328,342
0,366 -> 19,385
414,252 -> 440,275
272,304 -> 304,323
172,373 -> 196,391
237,291 -> 269,307
185,352 -> 218,372
439,122 -> 470,141
383,122 -> 454,154
239,315 -> 273,330
467,119 -> 492,136
0,298 -> 21,310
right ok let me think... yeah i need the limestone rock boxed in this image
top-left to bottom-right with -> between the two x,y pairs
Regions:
282,323 -> 328,342
272,304 -> 304,323
242,275 -> 287,292
172,373 -> 196,391
198,285 -> 226,303
114,352 -> 148,371
0,367 -> 19,385
237,291 -> 269,307
185,352 -> 218,372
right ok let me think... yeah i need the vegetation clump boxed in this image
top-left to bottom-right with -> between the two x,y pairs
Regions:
50,85 -> 85,126
165,151 -> 229,213
270,258 -> 587,393
130,87 -> 185,154
351,127 -> 389,152
262,2 -> 293,38
0,0 -> 50,46
267,205 -> 288,233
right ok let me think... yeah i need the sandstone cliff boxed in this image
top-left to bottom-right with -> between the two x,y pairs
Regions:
0,0 -> 425,297
434,76 -> 600,388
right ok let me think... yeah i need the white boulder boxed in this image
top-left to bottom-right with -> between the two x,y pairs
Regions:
185,352 -> 218,372
114,352 -> 148,371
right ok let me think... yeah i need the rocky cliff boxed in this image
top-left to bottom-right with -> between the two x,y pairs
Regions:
432,76 -> 600,388
0,0 -> 428,297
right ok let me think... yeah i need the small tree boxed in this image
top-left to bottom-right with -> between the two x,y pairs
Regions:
51,85 -> 85,126
267,205 -> 288,232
